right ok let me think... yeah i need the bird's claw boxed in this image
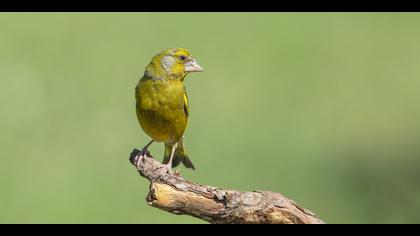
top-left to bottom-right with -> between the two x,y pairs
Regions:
157,164 -> 173,176
129,148 -> 153,169
139,148 -> 150,157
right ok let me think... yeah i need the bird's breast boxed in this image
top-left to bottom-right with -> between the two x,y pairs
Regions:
135,78 -> 188,143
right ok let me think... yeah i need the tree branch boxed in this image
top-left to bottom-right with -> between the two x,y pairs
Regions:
129,149 -> 325,224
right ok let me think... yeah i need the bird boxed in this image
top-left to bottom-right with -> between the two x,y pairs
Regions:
135,48 -> 203,171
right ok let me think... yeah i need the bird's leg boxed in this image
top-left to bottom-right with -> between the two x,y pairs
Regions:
140,140 -> 154,157
159,142 -> 178,174
166,142 -> 178,168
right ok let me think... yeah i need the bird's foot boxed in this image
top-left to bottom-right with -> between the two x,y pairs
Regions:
129,148 -> 153,169
139,147 -> 151,158
129,148 -> 142,166
157,163 -> 173,176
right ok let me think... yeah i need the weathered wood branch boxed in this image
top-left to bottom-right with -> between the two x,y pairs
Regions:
129,149 -> 325,224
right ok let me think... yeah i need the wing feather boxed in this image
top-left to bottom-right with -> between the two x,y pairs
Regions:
183,91 -> 189,117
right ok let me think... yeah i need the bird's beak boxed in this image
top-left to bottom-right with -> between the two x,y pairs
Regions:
184,59 -> 204,72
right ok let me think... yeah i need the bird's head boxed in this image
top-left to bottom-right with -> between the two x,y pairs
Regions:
145,48 -> 204,80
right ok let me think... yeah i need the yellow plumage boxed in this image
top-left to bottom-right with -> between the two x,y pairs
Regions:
135,48 -> 203,170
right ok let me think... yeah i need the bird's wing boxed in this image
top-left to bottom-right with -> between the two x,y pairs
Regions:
183,91 -> 189,117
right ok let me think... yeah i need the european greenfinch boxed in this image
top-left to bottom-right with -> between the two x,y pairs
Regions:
135,48 -> 203,170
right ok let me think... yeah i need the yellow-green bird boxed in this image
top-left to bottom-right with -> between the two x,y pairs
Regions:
135,48 -> 203,170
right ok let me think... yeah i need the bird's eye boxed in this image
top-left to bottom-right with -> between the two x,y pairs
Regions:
179,55 -> 186,61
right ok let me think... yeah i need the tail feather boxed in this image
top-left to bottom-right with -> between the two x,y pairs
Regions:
163,142 -> 195,170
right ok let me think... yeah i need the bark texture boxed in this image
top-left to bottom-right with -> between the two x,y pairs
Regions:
129,149 -> 325,224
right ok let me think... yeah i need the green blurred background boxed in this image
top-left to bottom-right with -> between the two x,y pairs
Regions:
1,13 -> 420,224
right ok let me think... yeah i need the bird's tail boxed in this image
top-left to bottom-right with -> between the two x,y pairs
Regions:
163,141 -> 195,170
